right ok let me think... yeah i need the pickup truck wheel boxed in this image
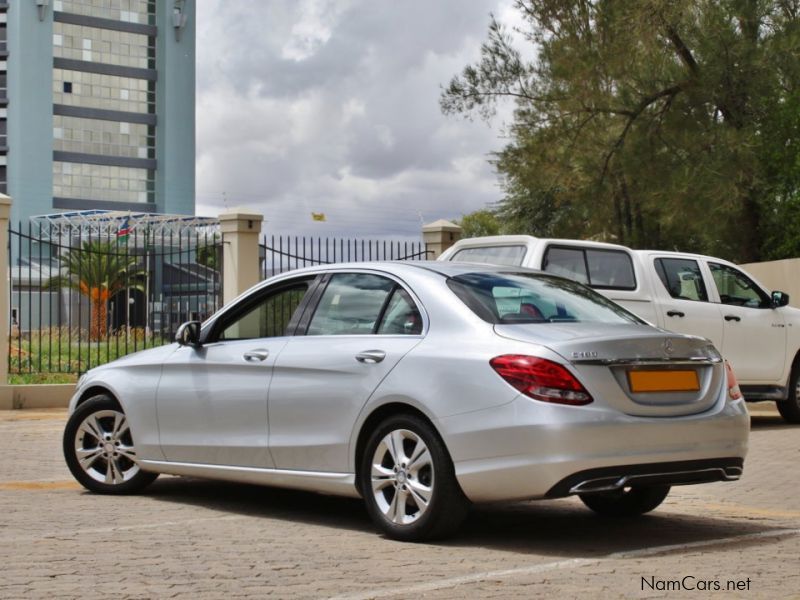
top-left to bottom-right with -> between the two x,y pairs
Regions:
777,369 -> 800,424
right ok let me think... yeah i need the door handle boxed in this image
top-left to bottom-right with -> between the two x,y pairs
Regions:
356,350 -> 386,364
724,315 -> 741,322
666,310 -> 685,318
243,349 -> 269,362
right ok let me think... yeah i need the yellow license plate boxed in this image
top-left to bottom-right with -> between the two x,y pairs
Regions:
628,370 -> 700,393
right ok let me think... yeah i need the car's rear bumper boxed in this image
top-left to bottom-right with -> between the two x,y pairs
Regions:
544,456 -> 743,498
439,394 -> 749,503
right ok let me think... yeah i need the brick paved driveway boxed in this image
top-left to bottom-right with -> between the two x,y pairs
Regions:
0,407 -> 798,599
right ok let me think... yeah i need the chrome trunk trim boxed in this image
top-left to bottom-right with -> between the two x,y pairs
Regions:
570,356 -> 722,366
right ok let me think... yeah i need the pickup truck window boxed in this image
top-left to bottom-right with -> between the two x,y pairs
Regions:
709,263 -> 770,309
543,246 -> 636,290
451,245 -> 526,266
654,258 -> 708,302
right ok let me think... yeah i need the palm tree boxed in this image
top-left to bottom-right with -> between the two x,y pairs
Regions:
45,240 -> 147,341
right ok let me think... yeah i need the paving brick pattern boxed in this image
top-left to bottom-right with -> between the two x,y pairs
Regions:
0,408 -> 798,599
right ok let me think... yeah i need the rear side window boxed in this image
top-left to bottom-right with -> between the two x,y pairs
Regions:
447,271 -> 642,325
654,258 -> 708,302
451,245 -> 526,266
543,246 -> 636,290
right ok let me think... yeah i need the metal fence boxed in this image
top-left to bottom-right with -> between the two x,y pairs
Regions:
8,223 -> 430,381
260,235 -> 430,279
8,220 -> 221,381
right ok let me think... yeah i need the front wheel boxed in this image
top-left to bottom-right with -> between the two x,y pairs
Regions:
579,485 -> 670,517
359,414 -> 469,542
63,395 -> 158,494
777,368 -> 800,424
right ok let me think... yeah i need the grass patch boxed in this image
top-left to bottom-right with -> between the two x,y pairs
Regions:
9,327 -> 170,380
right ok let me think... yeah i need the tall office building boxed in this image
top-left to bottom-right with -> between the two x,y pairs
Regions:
2,0 -> 195,224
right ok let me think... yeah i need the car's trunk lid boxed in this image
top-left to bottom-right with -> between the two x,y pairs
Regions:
494,323 -> 724,417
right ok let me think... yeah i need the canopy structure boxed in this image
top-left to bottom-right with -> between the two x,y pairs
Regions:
30,210 -> 219,241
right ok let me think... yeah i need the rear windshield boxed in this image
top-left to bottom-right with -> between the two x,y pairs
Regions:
450,245 -> 527,266
447,272 -> 643,325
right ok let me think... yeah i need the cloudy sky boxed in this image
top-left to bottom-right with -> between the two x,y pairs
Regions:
195,0 -> 519,240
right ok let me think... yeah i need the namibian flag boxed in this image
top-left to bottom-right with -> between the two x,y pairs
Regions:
117,217 -> 131,244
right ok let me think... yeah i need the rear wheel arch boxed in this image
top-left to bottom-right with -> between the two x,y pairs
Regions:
353,402 -> 445,489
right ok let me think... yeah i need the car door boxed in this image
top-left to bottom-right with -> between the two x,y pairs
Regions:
156,275 -> 318,467
268,271 -> 425,473
706,261 -> 786,382
650,256 -> 724,347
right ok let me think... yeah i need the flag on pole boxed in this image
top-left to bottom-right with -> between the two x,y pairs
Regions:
117,217 -> 131,244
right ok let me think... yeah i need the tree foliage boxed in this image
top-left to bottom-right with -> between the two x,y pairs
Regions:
45,241 -> 146,340
442,0 -> 800,262
457,209 -> 503,237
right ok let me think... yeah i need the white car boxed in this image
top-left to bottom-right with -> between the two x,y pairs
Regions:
63,262 -> 748,541
440,236 -> 800,423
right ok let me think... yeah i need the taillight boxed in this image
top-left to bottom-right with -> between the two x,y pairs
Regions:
725,361 -> 742,400
490,355 -> 593,405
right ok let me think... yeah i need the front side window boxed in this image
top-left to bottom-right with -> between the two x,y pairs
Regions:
448,271 -> 642,325
451,245 -> 527,266
654,258 -> 708,302
307,274 -> 395,335
709,263 -> 770,308
219,281 -> 310,341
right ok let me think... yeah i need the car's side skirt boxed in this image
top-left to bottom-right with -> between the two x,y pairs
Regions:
139,459 -> 361,498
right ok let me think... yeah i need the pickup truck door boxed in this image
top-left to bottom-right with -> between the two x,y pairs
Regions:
649,256 -> 724,348
705,261 -> 786,382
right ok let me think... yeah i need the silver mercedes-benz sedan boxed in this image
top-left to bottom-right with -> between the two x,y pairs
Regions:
63,262 -> 749,541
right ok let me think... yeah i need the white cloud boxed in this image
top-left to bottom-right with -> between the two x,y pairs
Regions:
195,0 -> 518,238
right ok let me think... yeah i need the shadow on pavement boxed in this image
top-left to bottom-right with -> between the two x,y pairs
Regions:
750,414 -> 797,430
143,476 -> 788,557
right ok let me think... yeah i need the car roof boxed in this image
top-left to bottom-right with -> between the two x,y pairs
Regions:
634,248 -> 736,266
447,235 -> 631,252
263,260 -> 544,281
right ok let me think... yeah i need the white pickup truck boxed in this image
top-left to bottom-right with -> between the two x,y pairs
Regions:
439,235 -> 800,423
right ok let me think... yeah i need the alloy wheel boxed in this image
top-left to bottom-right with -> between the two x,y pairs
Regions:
370,428 -> 434,525
73,409 -> 140,485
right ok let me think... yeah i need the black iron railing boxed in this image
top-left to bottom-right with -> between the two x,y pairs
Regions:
260,235 -> 430,279
8,222 -> 220,381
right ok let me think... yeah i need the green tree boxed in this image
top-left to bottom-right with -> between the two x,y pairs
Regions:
442,0 -> 800,262
45,241 -> 146,341
458,209 -> 502,237
196,236 -> 221,270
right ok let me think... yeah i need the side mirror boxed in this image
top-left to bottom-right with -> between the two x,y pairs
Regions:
175,321 -> 202,346
771,291 -> 790,308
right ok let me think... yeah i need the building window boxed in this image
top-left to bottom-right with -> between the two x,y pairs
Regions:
53,161 -> 153,204
63,81 -> 73,94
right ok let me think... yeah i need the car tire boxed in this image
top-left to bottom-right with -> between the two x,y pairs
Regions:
579,485 -> 670,517
359,413 -> 469,542
777,367 -> 800,424
63,394 -> 158,494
